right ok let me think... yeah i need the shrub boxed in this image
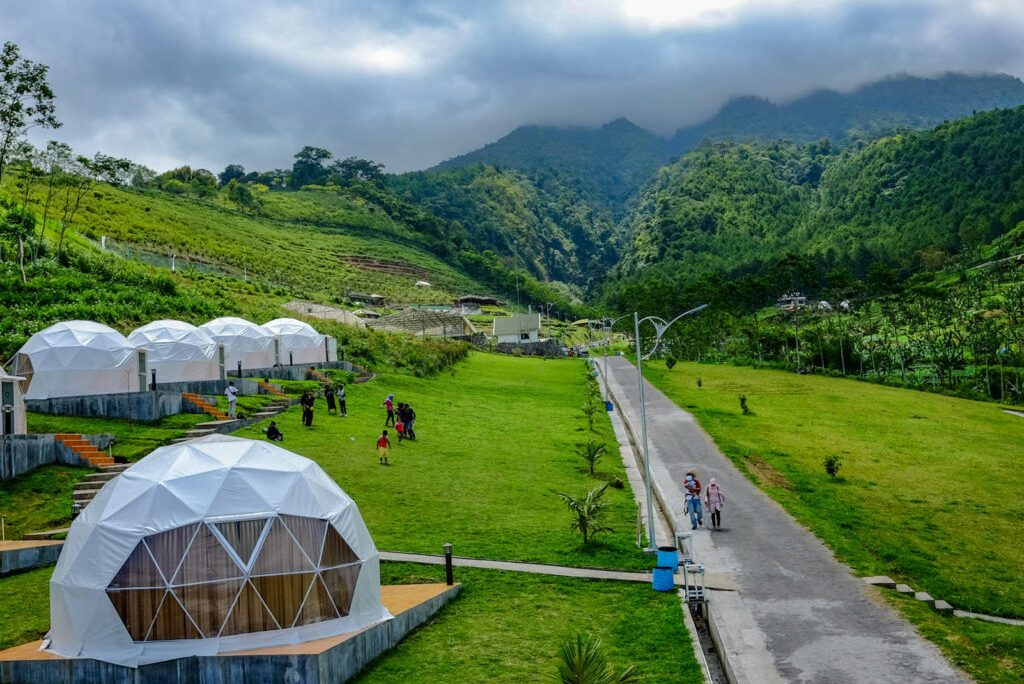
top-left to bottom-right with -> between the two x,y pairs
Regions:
575,440 -> 607,475
549,633 -> 639,684
823,455 -> 842,479
665,356 -> 677,370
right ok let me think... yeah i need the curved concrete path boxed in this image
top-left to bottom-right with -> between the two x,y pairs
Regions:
602,356 -> 967,684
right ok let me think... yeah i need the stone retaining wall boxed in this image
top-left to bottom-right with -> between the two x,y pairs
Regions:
0,434 -> 115,480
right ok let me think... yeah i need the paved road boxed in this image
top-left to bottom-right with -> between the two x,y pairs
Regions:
602,356 -> 966,684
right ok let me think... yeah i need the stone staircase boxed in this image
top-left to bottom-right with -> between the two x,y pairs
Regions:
308,369 -> 331,384
257,379 -> 288,398
71,463 -> 132,508
170,397 -> 293,444
181,392 -> 229,421
54,434 -> 115,468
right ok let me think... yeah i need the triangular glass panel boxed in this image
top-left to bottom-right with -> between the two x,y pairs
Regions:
144,523 -> 200,582
279,515 -> 327,568
321,564 -> 361,617
252,573 -> 315,629
220,580 -> 279,636
148,591 -> 203,641
174,580 -> 244,638
320,525 -> 359,567
294,574 -> 340,627
107,588 -> 165,641
215,518 -> 268,568
108,543 -> 166,589
172,523 -> 243,586
250,518 -> 314,576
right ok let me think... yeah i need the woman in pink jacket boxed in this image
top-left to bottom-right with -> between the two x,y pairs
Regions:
705,478 -> 726,530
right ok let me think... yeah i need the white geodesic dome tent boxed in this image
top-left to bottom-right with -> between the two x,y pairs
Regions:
199,317 -> 278,371
262,318 -> 332,365
128,320 -> 223,384
12,321 -> 145,400
46,435 -> 389,667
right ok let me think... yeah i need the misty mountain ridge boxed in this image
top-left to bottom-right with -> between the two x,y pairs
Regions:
434,72 -> 1024,214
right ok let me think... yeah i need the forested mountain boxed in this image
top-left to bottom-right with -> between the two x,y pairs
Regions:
669,73 -> 1024,153
433,118 -> 672,215
606,105 -> 1024,313
391,164 -> 619,290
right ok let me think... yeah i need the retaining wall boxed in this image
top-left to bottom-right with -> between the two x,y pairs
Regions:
0,542 -> 63,576
229,360 -> 353,381
0,434 -> 115,480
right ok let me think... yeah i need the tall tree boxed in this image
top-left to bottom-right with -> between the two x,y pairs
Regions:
290,146 -> 332,188
0,42 -> 60,187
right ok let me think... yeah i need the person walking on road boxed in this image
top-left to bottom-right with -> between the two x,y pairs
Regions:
225,381 -> 239,419
684,471 -> 703,529
382,394 -> 396,426
377,429 -> 392,465
705,477 -> 725,530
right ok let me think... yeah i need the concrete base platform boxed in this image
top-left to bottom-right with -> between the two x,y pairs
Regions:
0,540 -> 63,576
0,583 -> 460,684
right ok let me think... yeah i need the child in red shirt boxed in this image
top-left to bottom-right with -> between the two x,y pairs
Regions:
377,430 -> 392,465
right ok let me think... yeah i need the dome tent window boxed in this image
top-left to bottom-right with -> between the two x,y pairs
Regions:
105,514 -> 362,641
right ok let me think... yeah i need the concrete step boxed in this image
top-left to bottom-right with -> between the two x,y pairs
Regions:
81,471 -> 120,483
251,411 -> 280,418
25,528 -> 69,540
73,488 -> 104,502
183,429 -> 217,439
100,464 -> 131,473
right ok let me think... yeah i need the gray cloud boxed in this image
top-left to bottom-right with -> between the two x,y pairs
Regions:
3,0 -> 1023,173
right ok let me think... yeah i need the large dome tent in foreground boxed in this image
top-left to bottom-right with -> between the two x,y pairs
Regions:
262,317 -> 333,365
199,317 -> 279,371
128,320 -> 223,383
46,435 -> 389,667
11,321 -> 145,400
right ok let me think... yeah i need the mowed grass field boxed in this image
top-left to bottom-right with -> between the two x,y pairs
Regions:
233,353 -> 649,570
0,354 -> 699,681
642,360 -> 1024,682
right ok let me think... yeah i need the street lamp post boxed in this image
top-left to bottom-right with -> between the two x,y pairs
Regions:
631,304 -> 708,552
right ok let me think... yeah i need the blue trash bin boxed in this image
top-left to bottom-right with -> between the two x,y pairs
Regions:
605,401 -> 614,412
652,566 -> 675,591
657,546 -> 678,568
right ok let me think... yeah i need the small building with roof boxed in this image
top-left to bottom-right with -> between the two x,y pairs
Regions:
493,313 -> 542,344
0,368 -> 27,435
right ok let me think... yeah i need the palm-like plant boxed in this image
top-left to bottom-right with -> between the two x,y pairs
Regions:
548,633 -> 639,684
575,440 -> 607,475
557,484 -> 612,544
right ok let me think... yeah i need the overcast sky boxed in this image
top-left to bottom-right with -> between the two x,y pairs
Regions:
4,0 -> 1024,173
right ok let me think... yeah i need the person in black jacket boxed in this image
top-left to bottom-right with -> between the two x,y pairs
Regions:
266,421 -> 283,441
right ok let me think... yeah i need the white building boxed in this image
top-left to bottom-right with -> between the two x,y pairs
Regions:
493,313 -> 542,344
46,435 -> 389,667
0,368 -> 27,435
12,321 -> 147,400
200,317 -> 279,371
129,320 -> 224,384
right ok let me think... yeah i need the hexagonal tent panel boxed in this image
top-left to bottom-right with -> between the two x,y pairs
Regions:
46,436 -> 389,667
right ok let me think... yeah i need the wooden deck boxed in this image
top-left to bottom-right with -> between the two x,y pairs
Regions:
0,540 -> 63,551
0,583 -> 455,662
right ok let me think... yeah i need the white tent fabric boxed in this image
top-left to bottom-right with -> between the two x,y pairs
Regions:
200,317 -> 278,370
128,320 -> 222,384
262,318 -> 328,365
13,321 -> 142,400
46,435 -> 390,667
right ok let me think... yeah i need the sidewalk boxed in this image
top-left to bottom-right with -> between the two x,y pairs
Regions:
601,356 -> 966,684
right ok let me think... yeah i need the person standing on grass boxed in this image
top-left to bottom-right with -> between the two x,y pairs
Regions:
376,429 -> 392,465
403,403 -> 416,440
325,384 -> 337,415
225,381 -> 239,419
301,390 -> 315,429
382,393 -> 395,426
684,471 -> 703,529
338,384 -> 347,417
705,478 -> 725,530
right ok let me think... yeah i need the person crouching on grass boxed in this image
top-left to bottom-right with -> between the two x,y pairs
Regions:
377,430 -> 392,465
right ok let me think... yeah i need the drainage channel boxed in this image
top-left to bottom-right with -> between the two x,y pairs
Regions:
687,599 -> 729,684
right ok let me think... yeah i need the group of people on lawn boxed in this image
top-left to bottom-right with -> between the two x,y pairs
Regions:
376,393 -> 416,465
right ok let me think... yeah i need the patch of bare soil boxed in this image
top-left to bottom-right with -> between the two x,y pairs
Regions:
743,455 -> 793,489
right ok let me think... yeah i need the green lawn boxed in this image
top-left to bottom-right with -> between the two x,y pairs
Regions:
25,412 -> 208,461
354,563 -> 700,684
641,360 -> 1024,682
0,567 -> 52,650
0,466 -> 86,538
233,353 -> 649,571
